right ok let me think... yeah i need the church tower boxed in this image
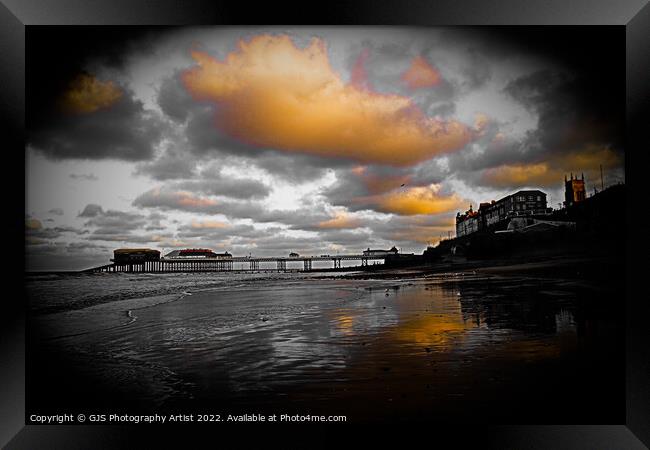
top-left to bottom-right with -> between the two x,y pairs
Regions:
564,173 -> 586,207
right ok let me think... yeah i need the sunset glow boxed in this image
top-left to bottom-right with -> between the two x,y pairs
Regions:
60,74 -> 123,114
182,35 -> 474,166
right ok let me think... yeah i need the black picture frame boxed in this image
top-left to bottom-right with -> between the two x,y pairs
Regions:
2,0 -> 647,447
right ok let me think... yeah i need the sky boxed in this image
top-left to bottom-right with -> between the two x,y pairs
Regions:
25,26 -> 625,271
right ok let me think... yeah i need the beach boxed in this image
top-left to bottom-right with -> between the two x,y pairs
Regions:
26,262 -> 624,423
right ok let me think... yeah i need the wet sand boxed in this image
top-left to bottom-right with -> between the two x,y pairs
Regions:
28,266 -> 624,423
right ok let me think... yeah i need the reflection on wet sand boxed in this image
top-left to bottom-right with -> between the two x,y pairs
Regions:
28,273 -> 621,423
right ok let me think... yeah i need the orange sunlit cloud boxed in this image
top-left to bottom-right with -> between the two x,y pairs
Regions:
352,166 -> 412,195
60,74 -> 123,114
400,56 -> 442,90
481,147 -> 622,188
190,219 -> 229,229
371,185 -> 465,216
176,191 -> 218,208
181,35 -> 474,166
317,212 -> 363,229
138,187 -> 219,210
481,163 -> 554,187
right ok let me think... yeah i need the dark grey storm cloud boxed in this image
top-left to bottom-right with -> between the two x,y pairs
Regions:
157,72 -> 194,123
75,207 -> 149,243
173,163 -> 271,199
78,204 -> 104,217
323,165 -> 426,213
83,209 -> 148,231
28,87 -> 165,161
503,69 -> 623,155
87,232 -> 172,243
443,66 -> 624,191
252,152 -> 332,183
77,207 -> 173,243
446,123 -> 521,173
145,212 -> 167,231
176,222 -> 274,242
25,222 -> 85,245
321,170 -> 368,211
134,148 -> 198,180
66,241 -> 110,252
158,75 -> 255,157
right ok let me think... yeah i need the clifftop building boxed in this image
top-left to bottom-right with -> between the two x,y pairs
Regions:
565,173 -> 586,207
456,190 -> 549,238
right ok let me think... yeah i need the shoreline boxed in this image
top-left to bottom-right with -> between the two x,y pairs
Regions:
343,250 -> 623,282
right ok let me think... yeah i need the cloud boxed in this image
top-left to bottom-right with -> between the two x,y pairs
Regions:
174,178 -> 270,200
83,209 -> 147,231
47,208 -> 64,216
59,74 -> 123,114
474,146 -> 622,189
145,212 -> 166,231
350,48 -> 373,91
247,151 -> 336,183
181,34 -> 476,166
323,166 -> 461,217
134,148 -> 197,180
443,67 -> 624,191
133,188 -> 218,213
28,74 -> 164,161
371,185 -> 464,216
351,165 -> 412,195
372,214 -> 456,245
317,229 -> 372,247
316,212 -> 363,230
401,56 -> 441,90
78,204 -> 104,217
190,219 -> 229,229
69,173 -> 98,181
77,208 -> 156,244
480,163 -> 554,188
73,206 -> 175,246
133,186 -> 331,228
324,166 -> 416,213
25,218 -> 85,245
503,69 -> 623,157
87,232 -> 172,243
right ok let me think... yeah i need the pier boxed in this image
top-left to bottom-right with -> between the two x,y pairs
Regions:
82,255 -> 387,273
